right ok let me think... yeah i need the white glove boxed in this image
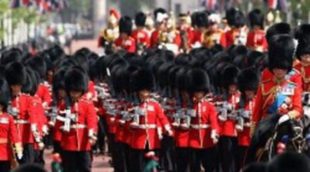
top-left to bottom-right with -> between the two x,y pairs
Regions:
278,114 -> 290,125
211,130 -> 219,144
42,125 -> 49,135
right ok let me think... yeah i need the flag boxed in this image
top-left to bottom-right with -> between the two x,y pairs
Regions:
267,0 -> 277,9
22,0 -> 31,6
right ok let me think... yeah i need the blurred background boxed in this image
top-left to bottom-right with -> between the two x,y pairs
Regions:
0,0 -> 309,51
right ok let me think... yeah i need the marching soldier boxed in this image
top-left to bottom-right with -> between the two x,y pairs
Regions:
60,67 -> 98,172
187,68 -> 220,172
235,68 -> 259,171
220,8 -> 248,48
294,24 -> 310,91
150,8 -> 169,48
5,62 -> 41,164
132,12 -> 150,54
218,64 -> 241,172
178,13 -> 194,53
246,9 -> 268,52
191,11 -> 208,48
114,16 -> 136,54
98,8 -> 120,55
129,67 -> 173,172
248,34 -> 302,163
0,78 -> 22,172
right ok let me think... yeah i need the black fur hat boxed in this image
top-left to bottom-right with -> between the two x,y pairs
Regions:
295,24 -> 310,59
237,67 -> 259,92
248,9 -> 264,28
268,34 -> 296,72
266,23 -> 291,43
220,64 -> 240,88
0,48 -> 23,66
64,66 -> 89,94
22,67 -> 39,96
5,62 -> 27,86
131,68 -> 154,92
196,11 -> 208,28
227,8 -> 245,28
119,16 -> 133,35
175,67 -> 190,91
188,68 -> 210,93
267,152 -> 310,172
52,67 -> 67,96
135,12 -> 147,27
25,55 -> 47,81
0,78 -> 10,110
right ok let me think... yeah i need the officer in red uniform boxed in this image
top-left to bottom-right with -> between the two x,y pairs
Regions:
261,23 -> 302,89
246,9 -> 268,52
187,68 -> 220,172
218,64 -> 241,172
178,13 -> 194,53
114,16 -> 136,53
5,62 -> 40,164
235,68 -> 259,171
294,24 -> 310,91
220,8 -> 248,48
0,78 -> 22,172
203,13 -> 224,49
132,12 -> 150,54
248,35 -> 302,163
129,68 -> 172,172
61,67 -> 98,172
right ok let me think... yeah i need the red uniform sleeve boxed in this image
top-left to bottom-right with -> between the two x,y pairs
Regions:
252,86 -> 263,124
86,102 -> 98,133
220,32 -> 227,48
150,31 -> 158,48
155,102 -> 170,130
9,116 -> 20,143
127,38 -> 136,53
292,85 -> 302,118
208,103 -> 220,132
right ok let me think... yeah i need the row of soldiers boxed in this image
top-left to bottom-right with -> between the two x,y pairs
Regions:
0,12 -> 309,172
98,7 -> 268,56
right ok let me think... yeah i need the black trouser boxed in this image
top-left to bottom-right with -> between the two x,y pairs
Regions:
190,147 -> 218,172
62,151 -> 92,172
159,135 -> 176,172
129,148 -> 148,172
18,143 -> 35,164
96,116 -> 106,153
175,147 -> 190,172
0,161 -> 10,172
34,149 -> 45,166
113,141 -> 127,172
236,146 -> 248,171
219,136 -> 237,172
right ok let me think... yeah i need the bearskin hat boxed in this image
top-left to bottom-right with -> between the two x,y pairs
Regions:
226,8 -> 245,28
237,68 -> 259,92
131,68 -> 154,92
0,78 -> 10,110
196,11 -> 208,28
119,16 -> 133,35
268,34 -> 296,72
64,66 -> 89,94
5,62 -> 27,86
268,152 -> 310,172
22,67 -> 39,96
248,9 -> 264,28
0,48 -> 23,66
52,67 -> 67,96
266,22 -> 291,43
135,12 -> 147,27
188,68 -> 210,93
175,67 -> 190,92
295,24 -> 310,59
220,64 -> 240,88
25,55 -> 47,81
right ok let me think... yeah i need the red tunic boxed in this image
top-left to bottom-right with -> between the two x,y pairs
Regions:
0,113 -> 20,161
246,29 -> 268,52
36,82 -> 52,109
129,99 -> 170,150
32,95 -> 47,150
53,99 -> 66,142
253,79 -> 302,124
60,98 -> 98,151
219,92 -> 240,137
189,99 -> 220,149
294,63 -> 310,92
132,29 -> 150,48
220,28 -> 248,48
236,99 -> 255,147
114,36 -> 136,53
